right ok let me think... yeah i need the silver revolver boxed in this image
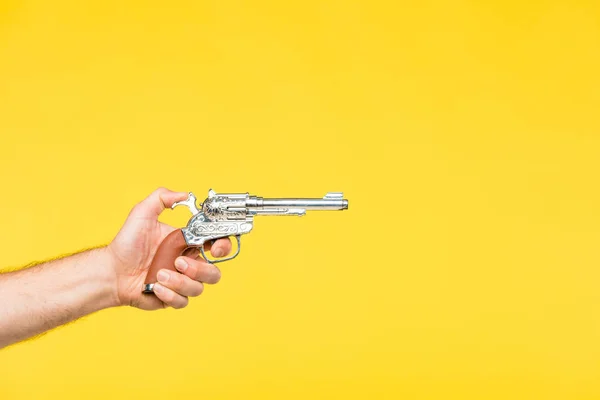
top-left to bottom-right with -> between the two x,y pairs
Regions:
143,189 -> 348,293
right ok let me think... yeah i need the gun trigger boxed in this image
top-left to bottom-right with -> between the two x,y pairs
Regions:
198,235 -> 242,264
199,246 -> 212,264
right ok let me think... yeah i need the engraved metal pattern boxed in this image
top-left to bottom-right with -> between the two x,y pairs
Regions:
179,189 -> 348,257
143,189 -> 348,293
202,195 -> 248,221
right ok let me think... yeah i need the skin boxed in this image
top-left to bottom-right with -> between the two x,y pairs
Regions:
0,188 -> 232,349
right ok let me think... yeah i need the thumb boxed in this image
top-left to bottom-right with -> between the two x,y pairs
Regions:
133,187 -> 189,218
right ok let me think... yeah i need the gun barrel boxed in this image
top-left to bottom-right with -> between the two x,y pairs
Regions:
246,192 -> 348,213
260,198 -> 347,210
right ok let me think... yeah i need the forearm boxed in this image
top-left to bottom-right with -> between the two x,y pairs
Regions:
0,248 -> 119,349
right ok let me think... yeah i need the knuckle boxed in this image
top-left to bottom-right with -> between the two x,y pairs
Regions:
185,263 -> 198,279
171,273 -> 184,290
192,262 -> 207,281
159,288 -> 175,304
130,203 -> 144,215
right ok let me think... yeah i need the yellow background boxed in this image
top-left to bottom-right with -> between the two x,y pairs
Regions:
1,0 -> 600,399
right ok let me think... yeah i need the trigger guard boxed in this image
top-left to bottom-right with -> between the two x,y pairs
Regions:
199,235 -> 242,264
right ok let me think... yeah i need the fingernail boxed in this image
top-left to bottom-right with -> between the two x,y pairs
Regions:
157,270 -> 169,283
175,258 -> 188,272
212,247 -> 224,257
153,284 -> 163,294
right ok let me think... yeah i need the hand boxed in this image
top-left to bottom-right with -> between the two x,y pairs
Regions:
106,188 -> 232,310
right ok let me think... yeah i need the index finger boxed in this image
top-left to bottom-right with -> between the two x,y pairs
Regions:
204,237 -> 233,258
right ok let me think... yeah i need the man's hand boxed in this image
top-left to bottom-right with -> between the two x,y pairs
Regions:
106,188 -> 232,310
0,187 -> 230,349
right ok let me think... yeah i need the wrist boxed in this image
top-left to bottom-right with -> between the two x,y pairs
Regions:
96,246 -> 122,309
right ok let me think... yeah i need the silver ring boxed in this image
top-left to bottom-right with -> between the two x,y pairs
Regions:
142,283 -> 155,294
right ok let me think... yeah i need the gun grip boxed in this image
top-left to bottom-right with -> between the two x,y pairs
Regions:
142,229 -> 188,294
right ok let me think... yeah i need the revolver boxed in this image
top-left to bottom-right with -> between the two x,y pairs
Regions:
143,189 -> 349,293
